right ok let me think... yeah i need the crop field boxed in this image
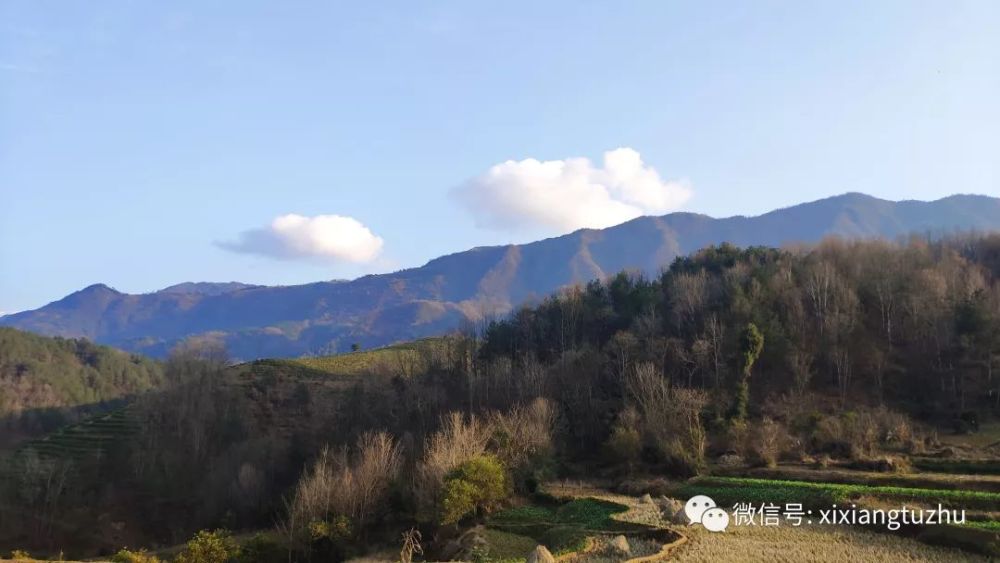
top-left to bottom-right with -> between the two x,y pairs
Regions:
12,408 -> 136,462
486,498 -> 655,559
280,338 -> 450,377
676,469 -> 1000,557
723,465 -> 1000,493
537,482 -> 995,562
677,476 -> 1000,511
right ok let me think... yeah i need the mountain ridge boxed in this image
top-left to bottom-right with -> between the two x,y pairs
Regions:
5,192 -> 1000,359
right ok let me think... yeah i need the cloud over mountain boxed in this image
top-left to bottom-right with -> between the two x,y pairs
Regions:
219,214 -> 384,263
452,147 -> 692,232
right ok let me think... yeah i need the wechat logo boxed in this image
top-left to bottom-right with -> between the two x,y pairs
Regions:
685,495 -> 729,532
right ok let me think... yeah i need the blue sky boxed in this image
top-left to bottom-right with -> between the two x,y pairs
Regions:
1,1 -> 998,314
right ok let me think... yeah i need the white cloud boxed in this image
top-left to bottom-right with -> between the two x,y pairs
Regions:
219,214 -> 384,263
452,148 -> 692,232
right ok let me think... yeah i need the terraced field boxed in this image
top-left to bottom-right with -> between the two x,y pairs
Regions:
677,467 -> 1000,557
286,337 -> 450,376
488,498 -> 650,557
540,483 -> 993,562
13,408 -> 137,461
678,476 -> 1000,511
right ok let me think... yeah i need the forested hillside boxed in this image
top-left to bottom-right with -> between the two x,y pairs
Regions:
478,234 -> 1000,416
0,328 -> 164,442
5,235 -> 1000,560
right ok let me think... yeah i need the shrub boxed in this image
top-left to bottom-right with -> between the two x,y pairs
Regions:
606,426 -> 642,466
848,455 -> 912,474
616,477 -> 673,497
414,412 -> 492,520
439,454 -> 511,525
489,397 -> 555,468
304,515 -> 355,561
307,515 -> 353,542
605,408 -> 642,467
811,407 -> 915,459
174,530 -> 241,563
748,417 -> 790,468
289,431 -> 401,536
237,533 -> 286,563
9,551 -> 31,562
112,549 -> 163,563
490,398 -> 557,491
624,363 -> 707,475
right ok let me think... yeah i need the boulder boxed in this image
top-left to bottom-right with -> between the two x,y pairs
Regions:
640,493 -> 655,504
440,526 -> 488,561
717,453 -> 745,467
438,540 -> 462,561
670,507 -> 691,525
609,535 -> 631,556
658,496 -> 683,513
526,545 -> 555,563
658,497 -> 687,524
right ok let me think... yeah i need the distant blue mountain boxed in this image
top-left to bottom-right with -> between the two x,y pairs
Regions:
5,193 -> 1000,359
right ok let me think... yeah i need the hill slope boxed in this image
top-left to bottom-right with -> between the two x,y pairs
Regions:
4,193 -> 1000,359
0,327 -> 164,445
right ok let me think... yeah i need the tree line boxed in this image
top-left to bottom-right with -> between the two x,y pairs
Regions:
478,235 -> 1000,417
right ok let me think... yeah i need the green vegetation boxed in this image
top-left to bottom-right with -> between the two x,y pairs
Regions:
17,407 -> 137,461
732,322 -> 764,421
477,529 -> 538,562
112,548 -> 164,563
0,327 -> 163,436
679,476 -> 1000,510
288,338 -> 449,376
441,454 -> 511,525
490,498 -> 644,555
174,530 -> 241,563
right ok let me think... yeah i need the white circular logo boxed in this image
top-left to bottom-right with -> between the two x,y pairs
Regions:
684,495 -> 717,524
701,507 -> 730,532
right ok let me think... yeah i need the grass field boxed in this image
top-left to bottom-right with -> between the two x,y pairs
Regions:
280,338 -> 450,376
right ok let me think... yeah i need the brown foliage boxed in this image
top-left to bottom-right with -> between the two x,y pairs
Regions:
289,431 -> 402,534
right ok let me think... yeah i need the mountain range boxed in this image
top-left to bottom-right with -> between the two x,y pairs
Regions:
4,192 -> 1000,359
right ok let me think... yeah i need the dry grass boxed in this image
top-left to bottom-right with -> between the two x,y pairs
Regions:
937,422 -> 1000,455
674,523 -> 990,562
544,481 -> 993,563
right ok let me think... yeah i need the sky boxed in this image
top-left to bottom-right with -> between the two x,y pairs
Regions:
2,1 -> 999,314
